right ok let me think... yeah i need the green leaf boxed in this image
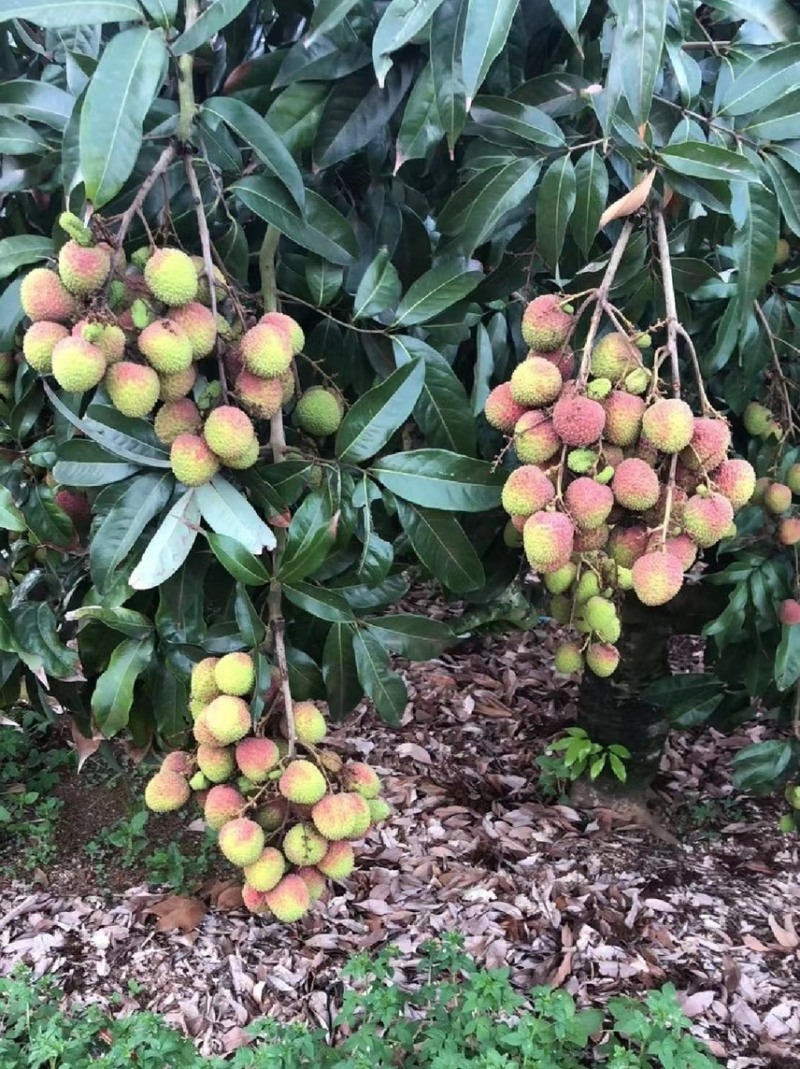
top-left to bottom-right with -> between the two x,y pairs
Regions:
171,0 -> 251,55
658,142 -> 760,183
393,335 -> 475,455
336,359 -> 425,464
279,491 -> 337,584
231,176 -> 358,266
717,42 -> 800,116
128,490 -> 200,590
92,637 -> 154,737
732,182 -> 779,327
760,154 -> 800,238
396,61 -> 443,168
139,0 -> 177,28
266,82 -> 329,155
354,247 -> 401,319
705,0 -> 797,40
393,260 -> 483,327
90,473 -> 172,593
364,614 -> 455,659
306,0 -> 361,43
234,584 -> 266,647
46,390 -> 170,467
0,486 -> 25,533
743,88 -> 800,141
462,0 -> 521,107
373,0 -> 447,87
53,440 -> 140,487
469,95 -> 564,147
396,500 -> 485,593
0,80 -> 73,131
323,622 -> 362,720
15,602 -> 79,679
0,117 -> 49,154
0,278 -> 24,351
608,0 -> 667,125
283,582 -> 355,624
570,150 -> 608,257
0,0 -> 143,26
371,449 -> 504,511
195,476 -> 276,554
202,97 -> 305,210
536,155 -> 576,270
0,236 -> 53,282
285,646 -> 323,701
314,64 -> 411,170
206,532 -> 270,586
305,258 -> 343,307
731,739 -> 796,792
79,28 -> 167,209
68,606 -> 153,641
24,483 -> 74,546
546,0 -> 590,49
155,554 -> 209,645
353,628 -> 407,725
437,159 -> 542,255
775,623 -> 800,690
430,0 -> 467,154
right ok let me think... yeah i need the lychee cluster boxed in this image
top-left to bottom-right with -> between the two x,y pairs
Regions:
144,649 -> 390,922
488,294 -> 755,678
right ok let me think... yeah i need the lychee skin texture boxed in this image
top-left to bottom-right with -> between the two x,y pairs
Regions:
138,319 -> 193,374
236,371 -> 283,419
292,702 -> 327,746
279,760 -> 327,805
341,762 -> 381,800
608,525 -> 649,568
574,523 -> 610,553
764,482 -> 792,515
23,321 -> 69,373
73,321 -> 126,365
283,823 -> 329,866
631,552 -> 684,606
311,794 -> 356,840
778,518 -> 800,546
214,651 -> 255,697
241,323 -> 293,378
105,361 -> 160,418
650,533 -> 697,571
192,711 -> 218,746
317,841 -> 355,880
159,365 -> 197,402
51,337 -> 106,392
603,391 -> 645,447
154,399 -> 202,444
204,784 -> 246,830
611,458 -> 660,511
514,411 -> 561,464
235,737 -> 280,782
204,695 -> 251,746
296,867 -> 326,902
523,512 -> 575,573
680,418 -> 731,472
368,798 -> 391,823
554,642 -> 584,674
55,489 -> 91,530
190,656 -> 220,702
682,492 -> 734,548
242,884 -> 271,915
501,465 -> 555,518
196,744 -> 235,783
743,402 -> 773,437
203,405 -> 256,462
521,295 -> 572,351
161,750 -> 192,776
590,333 -> 641,381
345,792 -> 373,838
712,459 -> 756,511
585,642 -> 620,678
224,436 -> 259,470
170,433 -> 219,486
552,395 -> 606,447
168,302 -> 217,358
564,477 -> 614,530
57,240 -> 111,295
641,398 -> 695,454
243,847 -> 286,893
538,346 -> 575,378
508,357 -> 562,407
265,874 -> 311,922
218,817 -> 265,868
144,248 -> 199,307
21,268 -> 76,323
544,561 -> 577,594
254,798 -> 287,832
779,599 -> 800,626
295,387 -> 343,438
144,770 -> 190,813
260,311 -> 305,355
484,382 -> 527,433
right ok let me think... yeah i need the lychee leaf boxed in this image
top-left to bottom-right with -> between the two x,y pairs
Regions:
206,533 -> 269,586
234,585 -> 266,647
89,472 -> 172,594
53,439 -> 140,487
91,636 -> 154,737
393,260 -> 483,327
128,491 -> 200,590
396,500 -> 484,594
323,623 -> 362,722
283,582 -> 355,624
285,646 -> 324,701
0,235 -> 53,281
353,628 -> 407,725
373,0 -> 447,88
396,61 -> 443,170
0,486 -> 26,533
307,0 -> 361,43
335,358 -> 425,464
0,1 -> 143,28
171,0 -> 252,55
353,248 -> 401,320
393,335 -> 476,455
196,476 -> 276,554
364,614 -> 455,660
371,449 -> 504,511
280,491 -> 336,584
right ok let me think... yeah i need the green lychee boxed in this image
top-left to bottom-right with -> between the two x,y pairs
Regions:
218,817 -> 265,867
204,695 -> 251,745
501,465 -> 555,518
168,302 -> 217,358
743,402 -> 773,438
58,240 -> 111,295
543,561 -> 577,594
243,847 -> 286,892
279,760 -> 327,805
786,464 -> 800,495
590,333 -> 641,381
554,642 -> 583,674
138,319 -> 193,374
170,433 -> 219,486
159,365 -> 197,402
368,798 -> 391,823
292,702 -> 327,746
51,336 -> 106,392
283,823 -> 329,866
514,410 -> 561,464
523,512 -> 575,573
224,435 -> 259,470
317,840 -> 355,880
214,651 -> 255,697
144,248 -> 198,307
265,873 -> 311,921
204,784 -> 245,830
508,356 -> 562,407
20,268 -> 76,323
241,322 -> 293,378
105,361 -> 160,418
73,321 -> 126,364
585,642 -> 620,677
295,387 -> 343,438
296,866 -> 326,902
763,482 -> 792,515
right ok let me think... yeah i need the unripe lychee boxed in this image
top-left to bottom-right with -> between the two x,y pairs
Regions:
514,411 -> 561,464
138,319 -> 193,374
283,823 -> 329,866
317,840 -> 355,880
73,321 -> 126,364
260,311 -> 305,355
192,711 -> 217,746
170,433 -> 219,486
564,477 -> 614,530
786,464 -> 800,495
764,482 -> 792,515
23,321 -> 69,373
368,798 -> 391,823
311,793 -> 357,840
523,512 -> 575,573
218,817 -> 265,867
608,524 -> 649,567
204,695 -> 251,745
585,642 -> 620,677
552,394 -> 606,447
105,361 -> 160,418
241,322 -> 293,378
224,436 -> 259,470
590,333 -> 641,381
21,268 -> 77,322
549,594 -> 572,624
574,523 -> 610,552
682,492 -> 734,547
554,642 -> 583,674
154,398 -> 202,444
296,866 -> 326,902
203,784 -> 246,830
778,518 -> 800,545
168,302 -> 217,358
567,448 -> 597,474
521,294 -> 572,351
189,771 -> 209,791
641,398 -> 694,453
484,382 -> 527,433
575,570 -> 600,603
585,595 -> 619,636
235,737 -> 280,782
537,345 -> 574,378
743,402 -> 773,437
236,370 -> 283,419
603,391 -> 645,446
265,873 -> 311,922
501,465 -> 555,517
214,651 -> 255,696
292,702 -> 327,746
586,377 -> 612,401
631,552 -> 684,606
680,418 -> 731,472
779,599 -> 800,625
144,770 -> 190,813
508,357 -> 562,407
341,762 -> 381,799
243,847 -> 286,892
57,240 -> 111,295
197,743 -> 235,783
544,561 -> 577,594
279,759 -> 327,805
611,458 -> 660,511
144,247 -> 199,306
51,336 -> 106,392
203,405 -> 256,462
295,387 -> 343,437
712,459 -> 756,511
161,750 -> 192,776
254,797 -> 288,832
192,256 -> 227,304
159,365 -> 197,402
624,367 -> 650,395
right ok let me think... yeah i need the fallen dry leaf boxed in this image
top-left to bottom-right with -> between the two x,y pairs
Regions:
147,896 -> 207,933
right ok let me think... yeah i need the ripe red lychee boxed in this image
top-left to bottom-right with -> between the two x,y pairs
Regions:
235,737 -> 280,782
522,512 -> 575,573
611,458 -> 660,511
538,346 -> 574,378
514,410 -> 561,464
779,599 -> 800,626
57,240 -> 111,295
521,294 -> 573,351
574,523 -> 610,552
204,784 -> 246,830
647,532 -> 697,571
631,551 -> 684,606
159,364 -> 197,402
608,524 -> 649,568
259,311 -> 304,355
603,391 -> 645,447
712,458 -> 756,511
54,489 -> 91,530
317,840 -> 355,879
641,398 -> 694,453
501,465 -> 555,517
552,394 -> 606,447
51,336 -> 106,392
144,770 -> 190,813
680,417 -> 731,472
682,492 -> 734,547
564,477 -> 614,530
508,356 -> 562,407
341,762 -> 381,799
484,382 -> 527,434
168,302 -> 217,358
312,794 -> 357,840
20,268 -> 76,322
218,817 -> 265,867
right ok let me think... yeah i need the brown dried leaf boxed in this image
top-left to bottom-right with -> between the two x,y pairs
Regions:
70,719 -> 103,772
147,895 -> 207,932
768,914 -> 799,950
396,742 -> 432,765
598,169 -> 656,230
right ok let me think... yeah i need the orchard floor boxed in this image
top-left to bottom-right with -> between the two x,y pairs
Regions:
1,624 -> 799,1068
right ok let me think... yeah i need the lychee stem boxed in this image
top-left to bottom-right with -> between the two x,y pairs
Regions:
112,143 -> 176,267
576,219 -> 636,390
653,207 -> 683,548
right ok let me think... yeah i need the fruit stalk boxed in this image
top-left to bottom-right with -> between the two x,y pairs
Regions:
575,219 -> 635,389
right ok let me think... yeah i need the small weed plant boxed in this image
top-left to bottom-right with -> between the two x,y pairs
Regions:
537,728 -> 631,800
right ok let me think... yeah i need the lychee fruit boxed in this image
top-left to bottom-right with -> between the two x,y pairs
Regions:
584,596 -> 621,642
368,798 -> 391,823
196,743 -> 235,783
611,458 -> 660,511
236,370 -> 283,419
778,518 -> 800,545
57,240 -> 111,295
523,512 -> 575,572
682,492 -> 734,547
55,489 -> 91,530
161,750 -> 192,776
168,302 -> 217,358
311,793 -> 357,840
548,594 -> 572,624
235,737 -> 280,783
144,248 -> 198,307
159,365 -> 197,402
554,642 -> 583,674
640,398 -> 694,454
292,702 -> 327,746
51,336 -> 106,392
564,477 -> 614,530
680,417 -> 731,472
191,657 -> 219,703
317,840 -> 355,880
279,760 -> 327,805
514,411 -> 561,464
243,847 -> 286,893
779,599 -> 800,625
192,256 -> 226,304
192,710 -> 218,746
296,867 -> 326,902
154,398 -> 202,444
590,333 -> 641,381
508,357 -> 562,407
544,561 -> 577,594
608,524 -> 649,567
214,651 -> 255,696
631,552 -> 684,605
74,321 -> 126,364
241,322 -> 293,378
203,405 -> 257,462
105,361 -> 160,418
764,482 -> 792,515
552,394 -> 606,447
144,770 -> 190,813
521,294 -> 573,351
484,382 -> 527,433
585,642 -> 620,677
218,817 -> 265,867
603,391 -> 645,446
649,533 -> 697,571
283,823 -> 329,866
138,319 -> 193,374
20,268 -> 76,322
259,311 -> 305,355
203,784 -> 246,830
224,435 -> 259,470
501,465 -> 555,517
743,402 -> 773,437
538,345 -> 575,378
624,367 -> 651,395
22,321 -> 69,373
170,433 -> 219,486
254,797 -> 288,832
265,873 -> 311,922
786,464 -> 800,495
295,387 -> 343,437
204,695 -> 251,745
341,762 -> 381,799
241,884 -> 271,915
574,523 -> 610,552
712,458 -> 756,511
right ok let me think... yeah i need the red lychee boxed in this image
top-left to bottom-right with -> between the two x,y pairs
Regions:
564,477 -> 614,530
552,394 -> 606,447
522,512 -> 575,573
501,465 -> 555,517
603,391 -> 645,447
641,398 -> 694,454
484,381 -> 528,434
680,417 -> 731,472
682,492 -> 734,548
513,410 -> 561,464
521,294 -> 573,351
508,356 -> 562,407
611,458 -> 660,511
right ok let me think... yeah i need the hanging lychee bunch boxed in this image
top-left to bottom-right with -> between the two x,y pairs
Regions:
486,224 -> 756,679
144,650 -> 389,922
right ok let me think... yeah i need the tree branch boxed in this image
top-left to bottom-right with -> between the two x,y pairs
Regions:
575,219 -> 636,389
112,143 -> 176,262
